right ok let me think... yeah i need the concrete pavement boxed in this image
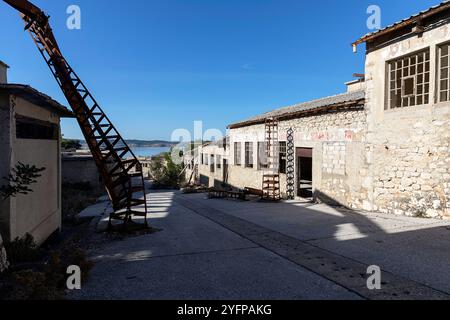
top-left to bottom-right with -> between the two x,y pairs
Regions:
69,190 -> 450,300
70,191 -> 359,300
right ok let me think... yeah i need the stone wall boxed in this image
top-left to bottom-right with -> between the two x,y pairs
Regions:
188,144 -> 229,188
280,108 -> 369,206
364,22 -> 450,218
62,154 -> 103,191
184,22 -> 450,218
369,108 -> 450,217
227,106 -> 368,204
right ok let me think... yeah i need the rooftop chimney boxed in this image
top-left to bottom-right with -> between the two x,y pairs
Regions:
345,73 -> 365,92
0,60 -> 9,84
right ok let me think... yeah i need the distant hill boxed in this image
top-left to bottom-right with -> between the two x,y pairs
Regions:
78,139 -> 177,148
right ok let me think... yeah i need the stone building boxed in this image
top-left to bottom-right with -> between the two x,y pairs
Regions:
185,2 -> 450,219
0,61 -> 74,245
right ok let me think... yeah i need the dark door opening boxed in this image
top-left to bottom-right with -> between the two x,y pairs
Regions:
296,148 -> 313,198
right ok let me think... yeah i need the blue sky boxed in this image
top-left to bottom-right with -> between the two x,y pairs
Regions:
0,0 -> 440,140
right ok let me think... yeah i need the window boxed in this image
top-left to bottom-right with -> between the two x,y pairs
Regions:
234,142 -> 241,166
257,142 -> 268,170
279,142 -> 287,174
201,153 -> 204,165
210,154 -> 215,173
438,42 -> 450,102
204,154 -> 209,166
387,49 -> 430,109
245,142 -> 253,168
216,155 -> 222,169
16,116 -> 58,140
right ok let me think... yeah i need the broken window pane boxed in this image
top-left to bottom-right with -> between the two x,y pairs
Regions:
387,49 -> 430,108
403,77 -> 415,96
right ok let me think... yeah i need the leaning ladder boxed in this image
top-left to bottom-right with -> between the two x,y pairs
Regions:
20,13 -> 148,228
262,118 -> 281,201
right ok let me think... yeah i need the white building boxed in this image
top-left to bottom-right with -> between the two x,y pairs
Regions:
0,61 -> 74,245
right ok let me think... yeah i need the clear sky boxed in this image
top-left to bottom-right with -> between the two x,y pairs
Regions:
0,0 -> 441,140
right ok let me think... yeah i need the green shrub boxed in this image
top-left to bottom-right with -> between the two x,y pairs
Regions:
61,138 -> 82,150
149,152 -> 185,189
61,182 -> 103,223
46,242 -> 94,288
1,240 -> 94,300
4,233 -> 43,265
6,269 -> 63,300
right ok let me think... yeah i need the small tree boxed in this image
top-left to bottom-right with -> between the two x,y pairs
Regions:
61,138 -> 81,150
149,153 -> 185,189
0,162 -> 46,200
0,163 -> 45,272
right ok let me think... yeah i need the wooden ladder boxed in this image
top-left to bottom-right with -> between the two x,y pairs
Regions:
19,11 -> 148,228
262,118 -> 281,201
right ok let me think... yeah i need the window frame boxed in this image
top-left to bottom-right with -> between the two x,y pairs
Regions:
401,76 -> 416,98
437,41 -> 450,103
257,142 -> 268,171
234,142 -> 242,166
216,155 -> 222,169
386,48 -> 430,110
15,115 -> 59,140
210,154 -> 215,173
244,142 -> 254,168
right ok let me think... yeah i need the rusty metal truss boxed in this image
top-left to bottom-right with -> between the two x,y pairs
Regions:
4,0 -> 148,229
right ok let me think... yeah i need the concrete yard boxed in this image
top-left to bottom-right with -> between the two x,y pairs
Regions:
70,190 -> 450,300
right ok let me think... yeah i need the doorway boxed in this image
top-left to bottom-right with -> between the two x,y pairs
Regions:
296,148 -> 313,199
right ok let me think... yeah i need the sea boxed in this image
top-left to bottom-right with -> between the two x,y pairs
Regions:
129,146 -> 170,158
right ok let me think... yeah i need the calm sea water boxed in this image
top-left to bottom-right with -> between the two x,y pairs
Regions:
129,146 -> 170,158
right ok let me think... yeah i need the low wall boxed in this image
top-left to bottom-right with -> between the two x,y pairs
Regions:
62,154 -> 103,191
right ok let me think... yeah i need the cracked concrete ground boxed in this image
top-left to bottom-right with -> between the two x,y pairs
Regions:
69,190 -> 450,300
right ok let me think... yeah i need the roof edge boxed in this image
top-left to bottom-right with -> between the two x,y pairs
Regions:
0,60 -> 10,68
352,1 -> 450,48
0,83 -> 74,118
228,96 -> 365,129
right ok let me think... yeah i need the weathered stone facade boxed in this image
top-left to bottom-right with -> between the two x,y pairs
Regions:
189,104 -> 369,207
185,4 -> 450,219
361,21 -> 450,218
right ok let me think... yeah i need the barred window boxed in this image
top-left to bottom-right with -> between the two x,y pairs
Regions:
257,142 -> 268,170
234,142 -> 241,166
245,142 -> 253,168
438,42 -> 450,102
279,142 -> 287,174
387,49 -> 430,109
16,116 -> 58,140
